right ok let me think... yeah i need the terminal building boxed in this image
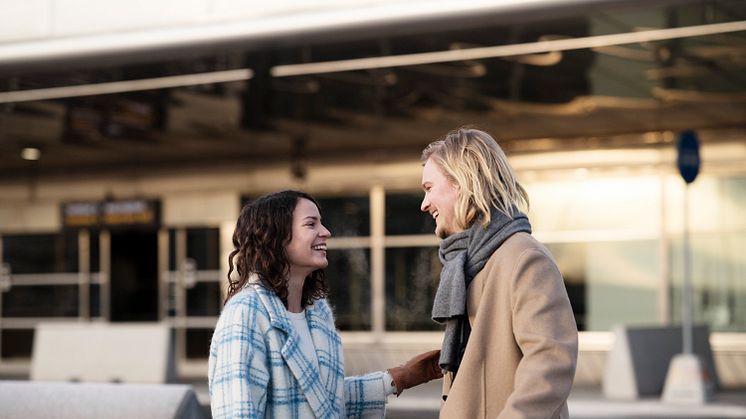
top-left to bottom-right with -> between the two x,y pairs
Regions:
1,0 -> 745,389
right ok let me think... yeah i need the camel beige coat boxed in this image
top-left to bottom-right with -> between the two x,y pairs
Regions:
440,232 -> 578,419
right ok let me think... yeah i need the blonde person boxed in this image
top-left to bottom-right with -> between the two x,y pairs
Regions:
208,190 -> 442,418
420,128 -> 578,418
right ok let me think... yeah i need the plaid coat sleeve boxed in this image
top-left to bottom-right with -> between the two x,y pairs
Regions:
208,292 -> 271,418
343,371 -> 387,419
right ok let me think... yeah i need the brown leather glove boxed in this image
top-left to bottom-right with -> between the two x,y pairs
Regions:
388,349 -> 443,396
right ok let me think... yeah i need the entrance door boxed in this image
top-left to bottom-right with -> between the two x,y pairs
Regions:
110,230 -> 158,322
165,227 -> 222,373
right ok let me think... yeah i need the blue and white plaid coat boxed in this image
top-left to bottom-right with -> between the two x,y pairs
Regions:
208,283 -> 386,418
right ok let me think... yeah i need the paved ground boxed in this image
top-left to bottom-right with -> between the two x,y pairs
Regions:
191,378 -> 746,418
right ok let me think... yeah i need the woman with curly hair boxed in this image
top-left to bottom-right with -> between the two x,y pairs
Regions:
208,190 -> 442,418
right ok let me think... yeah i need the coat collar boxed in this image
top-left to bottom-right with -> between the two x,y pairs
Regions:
250,283 -> 343,417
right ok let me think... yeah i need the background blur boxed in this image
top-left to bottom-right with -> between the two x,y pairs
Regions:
1,0 -> 745,415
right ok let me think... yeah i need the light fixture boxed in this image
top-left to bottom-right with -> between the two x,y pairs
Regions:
271,21 -> 746,77
0,69 -> 253,104
21,147 -> 41,161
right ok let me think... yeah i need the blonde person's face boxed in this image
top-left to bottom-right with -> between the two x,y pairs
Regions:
421,158 -> 461,239
286,198 -> 331,276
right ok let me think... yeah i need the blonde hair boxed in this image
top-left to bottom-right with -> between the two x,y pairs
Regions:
421,127 -> 529,229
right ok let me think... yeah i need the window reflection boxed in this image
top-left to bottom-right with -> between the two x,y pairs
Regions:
385,193 -> 435,235
187,228 -> 220,270
317,196 -> 370,237
325,248 -> 371,330
1,330 -> 33,359
2,285 -> 79,317
2,233 -> 78,274
670,233 -> 746,332
186,328 -> 213,359
187,282 -> 222,316
527,177 -> 659,232
546,240 -> 659,331
385,247 -> 442,331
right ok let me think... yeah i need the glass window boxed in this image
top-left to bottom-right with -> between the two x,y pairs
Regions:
546,240 -> 659,331
325,248 -> 371,330
2,233 -> 78,274
669,233 -> 746,332
2,285 -> 79,317
168,227 -> 220,271
186,328 -> 213,359
168,229 -> 177,271
385,247 -> 442,331
385,193 -> 436,235
317,196 -> 370,237
187,228 -> 220,270
527,176 -> 660,232
665,175 -> 746,233
187,282 -> 222,316
1,329 -> 33,359
90,284 -> 101,318
90,232 -> 100,273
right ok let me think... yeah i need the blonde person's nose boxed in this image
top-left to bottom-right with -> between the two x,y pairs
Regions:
420,196 -> 430,213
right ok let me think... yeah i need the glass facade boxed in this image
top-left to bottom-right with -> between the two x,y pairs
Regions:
385,247 -> 441,331
527,172 -> 746,333
546,241 -> 659,331
666,175 -> 746,333
326,248 -> 372,330
385,193 -> 436,235
0,232 -> 81,359
0,152 -> 744,365
2,233 -> 78,274
167,227 -> 222,359
317,196 -> 370,237
2,285 -> 79,317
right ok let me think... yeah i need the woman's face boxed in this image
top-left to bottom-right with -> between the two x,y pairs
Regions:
285,198 -> 331,277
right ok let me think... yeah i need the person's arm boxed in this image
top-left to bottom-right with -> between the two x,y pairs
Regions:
499,248 -> 578,419
209,301 -> 270,419
343,371 -> 388,419
343,351 -> 441,418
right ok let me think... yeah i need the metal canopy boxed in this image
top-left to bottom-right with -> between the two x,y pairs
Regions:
0,0 -> 744,179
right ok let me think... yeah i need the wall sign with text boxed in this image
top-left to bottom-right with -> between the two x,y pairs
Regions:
62,199 -> 160,229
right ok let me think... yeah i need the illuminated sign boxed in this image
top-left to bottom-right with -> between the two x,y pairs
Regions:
62,199 -> 159,229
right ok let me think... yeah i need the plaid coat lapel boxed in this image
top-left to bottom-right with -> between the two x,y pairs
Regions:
308,300 -> 346,413
255,286 -> 343,418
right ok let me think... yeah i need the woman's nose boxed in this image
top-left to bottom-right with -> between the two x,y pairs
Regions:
320,224 -> 331,238
420,196 -> 429,212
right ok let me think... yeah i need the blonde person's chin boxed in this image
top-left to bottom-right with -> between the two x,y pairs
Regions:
435,227 -> 449,240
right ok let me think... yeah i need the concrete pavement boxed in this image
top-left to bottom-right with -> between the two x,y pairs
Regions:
190,378 -> 746,418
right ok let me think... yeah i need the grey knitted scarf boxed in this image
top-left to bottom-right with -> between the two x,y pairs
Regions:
431,207 -> 532,374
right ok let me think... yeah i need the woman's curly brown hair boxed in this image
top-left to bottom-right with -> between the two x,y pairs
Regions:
226,190 -> 328,308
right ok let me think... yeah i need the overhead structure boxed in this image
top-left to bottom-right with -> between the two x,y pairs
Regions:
0,0 -> 744,177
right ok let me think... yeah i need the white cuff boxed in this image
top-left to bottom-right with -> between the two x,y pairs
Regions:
382,371 -> 397,397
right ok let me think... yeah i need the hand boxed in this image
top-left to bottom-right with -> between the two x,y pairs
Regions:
388,349 -> 443,396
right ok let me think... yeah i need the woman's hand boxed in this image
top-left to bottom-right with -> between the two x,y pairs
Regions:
388,349 -> 443,396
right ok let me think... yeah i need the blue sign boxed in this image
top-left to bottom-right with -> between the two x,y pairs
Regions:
677,131 -> 700,184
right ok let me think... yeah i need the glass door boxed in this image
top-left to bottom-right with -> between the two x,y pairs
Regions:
163,227 -> 222,374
